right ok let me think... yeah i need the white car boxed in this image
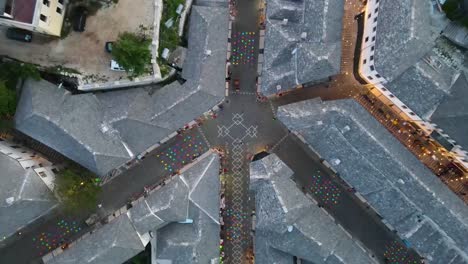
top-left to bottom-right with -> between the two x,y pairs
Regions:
110,60 -> 125,71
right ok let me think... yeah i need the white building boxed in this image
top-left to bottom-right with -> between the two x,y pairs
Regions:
0,0 -> 65,36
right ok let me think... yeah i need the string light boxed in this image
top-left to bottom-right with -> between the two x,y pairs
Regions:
155,134 -> 207,172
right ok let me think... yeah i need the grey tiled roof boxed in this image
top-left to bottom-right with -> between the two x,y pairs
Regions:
15,5 -> 228,177
154,153 -> 220,263
383,39 -> 464,119
431,73 -> 468,151
155,201 -> 220,264
443,22 -> 468,49
250,154 -> 375,264
373,0 -> 442,81
127,177 -> 189,236
47,214 -> 145,264
385,63 -> 449,119
45,152 -> 220,264
260,0 -> 343,96
0,153 -> 57,239
278,99 -> 468,263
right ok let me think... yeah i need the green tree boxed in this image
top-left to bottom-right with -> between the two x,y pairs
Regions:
443,0 -> 468,28
55,166 -> 101,213
112,32 -> 152,78
0,61 -> 40,89
0,80 -> 17,118
0,61 -> 40,119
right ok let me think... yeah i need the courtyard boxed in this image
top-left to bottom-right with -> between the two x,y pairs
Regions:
0,0 -> 155,85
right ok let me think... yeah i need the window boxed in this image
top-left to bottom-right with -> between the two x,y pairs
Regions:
373,27 -> 376,32
402,105 -> 408,109
371,46 -> 375,51
38,171 -> 47,178
365,36 -> 369,42
56,7 -> 62,14
370,55 -> 374,60
368,13 -> 372,19
381,88 -> 387,91
389,94 -> 395,98
375,74 -> 381,78
40,14 -> 47,22
368,76 -> 374,80
372,36 -> 376,41
363,59 -> 367,64
370,65 -> 375,71
375,7 -> 379,13
43,0 -> 50,7
58,0 -> 64,4
374,17 -> 378,23
409,112 -> 415,116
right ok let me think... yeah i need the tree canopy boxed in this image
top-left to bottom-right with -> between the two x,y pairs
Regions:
112,31 -> 152,78
55,166 -> 101,213
443,0 -> 468,28
0,80 -> 16,118
0,61 -> 40,119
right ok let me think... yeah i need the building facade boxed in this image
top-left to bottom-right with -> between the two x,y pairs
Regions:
0,0 -> 65,36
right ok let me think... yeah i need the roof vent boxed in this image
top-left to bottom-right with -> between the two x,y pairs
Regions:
301,32 -> 307,40
205,49 -> 212,56
287,225 -> 293,232
5,197 -> 14,206
276,84 -> 282,91
331,158 -> 341,166
282,18 -> 288,25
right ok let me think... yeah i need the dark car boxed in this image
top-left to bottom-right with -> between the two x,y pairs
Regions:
72,6 -> 88,32
6,28 -> 32,42
105,41 -> 113,53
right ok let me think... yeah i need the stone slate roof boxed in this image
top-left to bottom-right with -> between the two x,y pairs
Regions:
443,22 -> 468,49
278,99 -> 468,263
250,154 -> 375,264
430,72 -> 468,151
373,0 -> 442,81
384,38 -> 464,119
154,153 -> 220,264
46,152 -> 220,264
0,153 -> 57,239
47,214 -> 145,264
385,63 -> 449,119
15,5 -> 228,177
260,0 -> 343,96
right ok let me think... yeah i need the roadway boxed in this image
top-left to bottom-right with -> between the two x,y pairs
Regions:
0,0 -> 427,263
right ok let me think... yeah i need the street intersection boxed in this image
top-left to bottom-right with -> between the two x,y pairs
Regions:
0,0 -> 429,263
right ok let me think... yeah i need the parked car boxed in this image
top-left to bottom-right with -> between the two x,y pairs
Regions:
110,60 -> 125,71
105,41 -> 114,53
6,28 -> 32,42
72,6 -> 88,32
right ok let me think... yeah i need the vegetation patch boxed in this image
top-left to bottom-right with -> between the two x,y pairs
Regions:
55,165 -> 102,213
157,58 -> 171,77
443,0 -> 468,28
0,61 -> 40,118
112,28 -> 152,78
158,0 -> 184,76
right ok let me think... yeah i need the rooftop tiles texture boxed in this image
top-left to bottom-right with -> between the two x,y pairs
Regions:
278,99 -> 468,263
